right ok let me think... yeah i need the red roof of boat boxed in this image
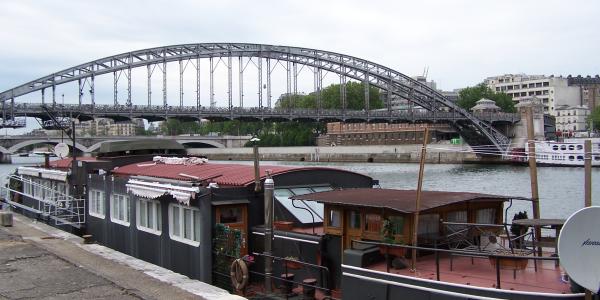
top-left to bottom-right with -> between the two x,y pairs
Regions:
111,161 -> 347,187
293,188 -> 528,213
49,157 -> 98,169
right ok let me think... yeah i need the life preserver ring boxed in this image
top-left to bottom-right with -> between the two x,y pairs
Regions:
230,258 -> 249,291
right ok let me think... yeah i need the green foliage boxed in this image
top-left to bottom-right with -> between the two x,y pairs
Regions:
589,106 -> 600,130
276,82 -> 383,110
457,83 -> 516,113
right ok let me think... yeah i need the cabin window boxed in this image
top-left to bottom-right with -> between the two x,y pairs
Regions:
89,189 -> 105,219
169,204 -> 201,246
445,210 -> 467,231
576,145 -> 583,150
110,194 -> 130,226
348,210 -> 361,229
552,145 -> 559,151
328,209 -> 341,228
364,213 -> 382,233
219,207 -> 243,224
137,199 -> 161,235
568,145 -> 575,151
577,155 -> 583,161
560,145 -> 567,151
476,208 -> 496,224
23,178 -> 32,196
418,214 -> 440,235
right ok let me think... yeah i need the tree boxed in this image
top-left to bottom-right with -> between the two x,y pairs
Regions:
457,83 -> 516,113
276,82 -> 383,110
589,106 -> 600,131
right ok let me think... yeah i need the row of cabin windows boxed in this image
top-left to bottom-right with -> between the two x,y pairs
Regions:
328,207 -> 496,235
88,189 -> 200,246
22,179 -> 67,201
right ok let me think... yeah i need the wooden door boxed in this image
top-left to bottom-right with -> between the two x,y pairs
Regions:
344,209 -> 362,249
216,204 -> 248,256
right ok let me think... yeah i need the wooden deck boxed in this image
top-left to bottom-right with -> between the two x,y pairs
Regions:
367,252 -> 573,294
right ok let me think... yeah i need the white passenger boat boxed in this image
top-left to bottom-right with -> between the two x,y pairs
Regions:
529,138 -> 600,167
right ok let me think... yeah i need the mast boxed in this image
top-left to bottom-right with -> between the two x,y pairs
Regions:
411,127 -> 429,270
526,106 -> 541,255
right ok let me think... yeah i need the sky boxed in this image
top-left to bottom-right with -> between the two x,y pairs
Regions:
1,0 -> 600,133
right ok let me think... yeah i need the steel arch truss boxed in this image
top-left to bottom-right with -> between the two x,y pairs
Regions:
0,43 -> 509,153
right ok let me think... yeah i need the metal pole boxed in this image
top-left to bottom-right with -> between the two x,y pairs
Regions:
147,64 -> 152,107
526,106 -> 541,255
411,127 -> 429,270
210,57 -> 215,108
162,60 -> 167,109
78,79 -> 83,107
266,58 -> 271,108
41,88 -> 45,105
127,67 -> 132,108
258,57 -> 263,108
584,140 -> 592,207
228,56 -> 233,110
196,56 -> 201,110
239,56 -> 244,108
90,74 -> 95,111
113,71 -> 118,106
264,172 -> 274,294
179,59 -> 184,108
364,73 -> 370,112
52,84 -> 56,108
253,142 -> 261,192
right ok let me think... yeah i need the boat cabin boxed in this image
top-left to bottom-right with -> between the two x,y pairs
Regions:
293,188 -> 507,250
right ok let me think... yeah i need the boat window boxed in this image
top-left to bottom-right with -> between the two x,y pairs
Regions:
568,145 -> 575,151
445,210 -> 467,231
476,208 -> 496,224
274,187 -> 327,224
169,203 -> 200,246
561,145 -> 567,150
577,156 -> 583,161
364,213 -> 382,233
348,210 -> 361,229
110,194 -> 130,226
576,145 -> 583,150
137,198 -> 161,234
219,207 -> 243,224
595,156 -> 600,161
328,208 -> 341,228
569,156 -> 574,161
418,214 -> 440,235
552,145 -> 559,151
89,189 -> 105,219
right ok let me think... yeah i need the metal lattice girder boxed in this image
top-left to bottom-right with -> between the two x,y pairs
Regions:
0,43 -> 509,152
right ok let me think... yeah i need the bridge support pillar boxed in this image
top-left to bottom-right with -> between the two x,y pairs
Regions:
512,98 -> 546,148
0,153 -> 11,164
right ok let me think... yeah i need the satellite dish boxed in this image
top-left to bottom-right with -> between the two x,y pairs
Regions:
53,143 -> 69,159
558,206 -> 600,294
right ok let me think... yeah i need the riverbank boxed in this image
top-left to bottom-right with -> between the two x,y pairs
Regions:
188,144 -> 483,164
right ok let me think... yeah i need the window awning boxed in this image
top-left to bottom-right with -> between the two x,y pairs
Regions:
17,167 -> 68,182
126,179 -> 200,206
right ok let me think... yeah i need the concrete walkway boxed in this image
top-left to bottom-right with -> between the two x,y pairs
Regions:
0,215 -> 244,300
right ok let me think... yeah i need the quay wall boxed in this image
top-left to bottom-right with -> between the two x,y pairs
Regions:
187,144 -> 481,164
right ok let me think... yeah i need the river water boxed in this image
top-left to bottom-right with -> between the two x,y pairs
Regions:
1,157 -> 597,221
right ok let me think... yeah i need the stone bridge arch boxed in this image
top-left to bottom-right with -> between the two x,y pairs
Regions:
8,139 -> 89,154
178,140 -> 225,148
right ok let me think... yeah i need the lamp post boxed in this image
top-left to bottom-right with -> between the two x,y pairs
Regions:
251,137 -> 261,192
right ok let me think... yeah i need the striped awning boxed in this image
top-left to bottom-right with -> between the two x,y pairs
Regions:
125,178 -> 200,206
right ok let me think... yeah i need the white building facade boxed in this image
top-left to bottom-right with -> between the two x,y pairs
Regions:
555,105 -> 590,133
484,74 -> 581,116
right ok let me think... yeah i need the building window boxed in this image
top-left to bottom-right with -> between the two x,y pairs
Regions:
387,215 -> 405,235
89,189 -> 105,219
137,198 -> 161,235
169,204 -> 201,246
328,209 -> 341,228
110,194 -> 130,226
418,214 -> 440,234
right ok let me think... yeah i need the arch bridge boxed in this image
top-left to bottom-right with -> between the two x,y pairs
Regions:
0,43 -> 512,153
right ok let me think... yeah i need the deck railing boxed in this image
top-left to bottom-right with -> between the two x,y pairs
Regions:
352,239 -> 559,289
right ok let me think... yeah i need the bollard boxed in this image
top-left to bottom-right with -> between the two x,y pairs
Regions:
302,278 -> 317,300
0,211 -> 13,227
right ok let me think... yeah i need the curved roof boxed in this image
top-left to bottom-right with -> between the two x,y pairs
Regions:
111,161 -> 354,187
292,188 -> 529,213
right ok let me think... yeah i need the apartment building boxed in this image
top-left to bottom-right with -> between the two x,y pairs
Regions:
484,74 -> 580,116
555,105 -> 590,133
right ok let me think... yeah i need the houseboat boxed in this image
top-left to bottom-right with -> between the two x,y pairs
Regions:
0,140 -> 589,299
511,138 -> 600,167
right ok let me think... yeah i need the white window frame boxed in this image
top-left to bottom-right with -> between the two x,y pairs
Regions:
136,198 -> 162,235
168,203 -> 201,246
110,193 -> 130,226
89,189 -> 106,219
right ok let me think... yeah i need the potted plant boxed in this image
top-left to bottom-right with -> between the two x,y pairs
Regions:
379,218 -> 406,257
284,256 -> 303,270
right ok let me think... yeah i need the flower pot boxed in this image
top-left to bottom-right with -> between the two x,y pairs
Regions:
274,221 -> 294,231
489,257 -> 529,270
379,245 -> 406,257
285,260 -> 303,270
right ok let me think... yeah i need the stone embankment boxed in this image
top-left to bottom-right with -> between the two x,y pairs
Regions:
188,144 -> 485,164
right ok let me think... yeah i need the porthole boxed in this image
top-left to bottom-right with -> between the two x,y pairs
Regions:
568,156 -> 574,161
577,156 -> 584,161
595,156 -> 600,161
576,145 -> 583,150
568,145 -> 575,151
552,145 -> 559,151
561,145 -> 567,150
